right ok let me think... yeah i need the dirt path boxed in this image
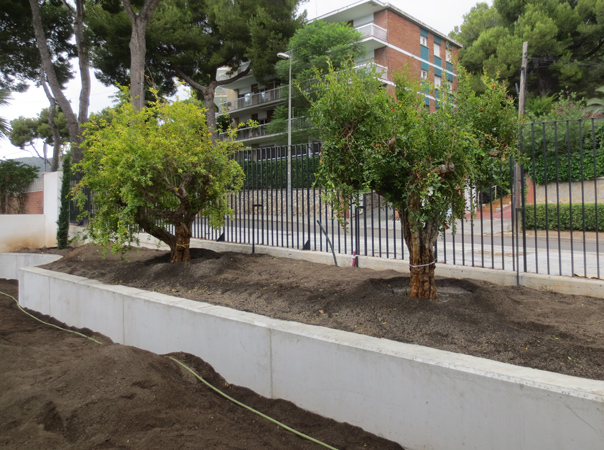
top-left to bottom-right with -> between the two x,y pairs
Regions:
0,279 -> 402,450
40,245 -> 604,381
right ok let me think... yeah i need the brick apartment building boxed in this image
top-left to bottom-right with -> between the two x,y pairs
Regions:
216,0 -> 461,147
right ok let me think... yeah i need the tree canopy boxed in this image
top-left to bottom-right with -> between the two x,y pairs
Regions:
75,93 -> 245,263
450,0 -> 604,98
0,159 -> 39,214
9,107 -> 69,170
309,64 -> 518,299
0,0 -> 75,92
87,0 -> 304,135
267,19 -> 364,143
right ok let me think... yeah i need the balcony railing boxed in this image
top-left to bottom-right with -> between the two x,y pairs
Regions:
217,85 -> 287,114
219,118 -> 310,142
356,23 -> 387,41
354,61 -> 388,79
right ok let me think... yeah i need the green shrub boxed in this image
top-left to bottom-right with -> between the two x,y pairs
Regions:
525,203 -> 604,231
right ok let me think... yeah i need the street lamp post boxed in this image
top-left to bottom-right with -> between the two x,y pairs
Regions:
277,51 -> 292,227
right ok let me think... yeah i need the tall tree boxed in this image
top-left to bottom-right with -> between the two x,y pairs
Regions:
309,64 -> 518,299
88,0 -> 304,137
450,0 -> 604,98
26,0 -> 92,162
0,0 -> 74,92
121,0 -> 162,111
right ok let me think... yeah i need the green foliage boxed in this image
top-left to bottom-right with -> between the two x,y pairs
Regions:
309,63 -> 519,230
525,203 -> 604,231
267,20 -> 364,143
451,0 -> 604,97
0,0 -> 75,91
74,93 -> 245,255
9,107 -> 69,150
522,94 -> 604,184
0,159 -> 39,214
586,86 -> 604,115
57,152 -> 71,248
240,157 -> 320,189
87,0 -> 304,100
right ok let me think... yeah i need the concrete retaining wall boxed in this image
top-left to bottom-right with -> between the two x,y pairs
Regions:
0,253 -> 61,279
18,263 -> 604,450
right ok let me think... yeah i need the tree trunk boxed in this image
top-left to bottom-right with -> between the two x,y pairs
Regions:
122,0 -> 162,111
49,106 -> 61,172
203,83 -> 217,144
75,0 -> 90,127
399,200 -> 440,300
171,222 -> 192,263
407,228 -> 438,299
28,0 -> 82,161
39,77 -> 61,171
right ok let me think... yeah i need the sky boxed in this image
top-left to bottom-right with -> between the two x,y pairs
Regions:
0,0 -> 489,160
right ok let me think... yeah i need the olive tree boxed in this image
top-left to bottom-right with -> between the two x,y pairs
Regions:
74,93 -> 244,262
309,65 -> 518,299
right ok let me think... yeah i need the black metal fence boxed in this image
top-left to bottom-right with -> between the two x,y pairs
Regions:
71,118 -> 604,280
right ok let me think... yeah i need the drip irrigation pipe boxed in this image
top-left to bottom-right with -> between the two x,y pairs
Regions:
0,290 -> 103,345
0,289 -> 339,450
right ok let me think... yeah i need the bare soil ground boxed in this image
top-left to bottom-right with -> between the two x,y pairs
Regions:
0,278 -> 403,450
40,245 -> 604,381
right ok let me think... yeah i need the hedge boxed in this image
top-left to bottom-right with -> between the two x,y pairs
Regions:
527,148 -> 604,185
524,203 -> 604,231
239,157 -> 320,189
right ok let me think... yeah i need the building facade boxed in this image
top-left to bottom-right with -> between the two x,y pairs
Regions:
217,0 -> 461,147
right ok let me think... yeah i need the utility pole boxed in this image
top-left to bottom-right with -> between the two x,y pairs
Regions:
514,41 -> 528,209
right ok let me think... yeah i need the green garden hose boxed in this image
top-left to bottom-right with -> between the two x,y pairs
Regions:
0,289 -> 339,450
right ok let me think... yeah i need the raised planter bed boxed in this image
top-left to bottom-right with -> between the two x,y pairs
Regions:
15,255 -> 604,450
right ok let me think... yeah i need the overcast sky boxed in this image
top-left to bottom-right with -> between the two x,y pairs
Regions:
0,0 -> 489,160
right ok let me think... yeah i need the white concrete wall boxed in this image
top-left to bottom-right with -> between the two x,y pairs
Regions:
18,264 -> 604,450
0,171 -> 62,252
0,253 -> 61,279
0,216 -> 47,252
43,171 -> 61,248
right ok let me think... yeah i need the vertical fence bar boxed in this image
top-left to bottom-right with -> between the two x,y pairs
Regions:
592,119 -> 601,279
566,121 -> 575,276
541,122 -> 551,274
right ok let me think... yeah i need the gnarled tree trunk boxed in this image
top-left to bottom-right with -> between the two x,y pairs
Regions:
171,221 -> 192,263
399,200 -> 440,300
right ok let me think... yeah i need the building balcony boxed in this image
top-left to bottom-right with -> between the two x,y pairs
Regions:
356,23 -> 387,50
355,61 -> 388,80
219,118 -> 310,144
217,85 -> 287,114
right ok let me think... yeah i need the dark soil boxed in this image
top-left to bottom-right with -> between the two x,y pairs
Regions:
0,278 -> 403,450
41,245 -> 604,381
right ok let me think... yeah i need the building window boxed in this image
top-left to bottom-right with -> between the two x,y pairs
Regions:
420,35 -> 428,47
446,49 -> 452,62
421,69 -> 428,80
434,43 -> 440,58
434,75 -> 441,88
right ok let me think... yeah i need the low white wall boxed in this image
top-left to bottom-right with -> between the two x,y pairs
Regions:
0,253 -> 61,279
0,171 -> 62,252
0,216 -> 48,252
19,265 -> 604,450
